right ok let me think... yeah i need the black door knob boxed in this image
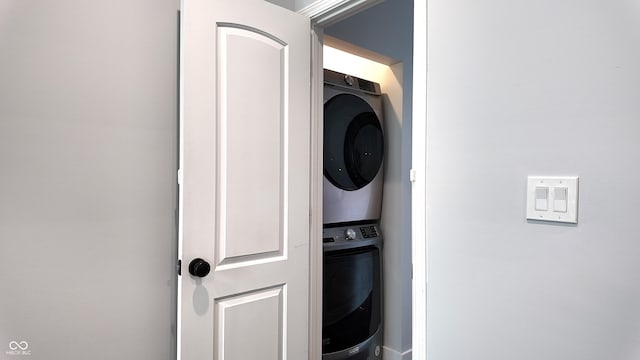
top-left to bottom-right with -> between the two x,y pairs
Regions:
188,258 -> 211,278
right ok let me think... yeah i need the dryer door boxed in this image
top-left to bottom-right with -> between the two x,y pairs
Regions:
324,93 -> 384,191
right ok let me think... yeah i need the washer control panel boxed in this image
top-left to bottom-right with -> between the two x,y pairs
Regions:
323,223 -> 382,250
344,228 -> 357,240
360,225 -> 378,238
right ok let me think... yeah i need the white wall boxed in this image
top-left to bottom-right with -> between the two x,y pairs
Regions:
0,1 -> 178,359
295,0 -> 317,10
265,0 -> 296,11
325,1 -> 414,358
427,0 -> 640,359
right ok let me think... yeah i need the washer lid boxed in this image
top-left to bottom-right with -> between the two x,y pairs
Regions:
324,93 -> 384,191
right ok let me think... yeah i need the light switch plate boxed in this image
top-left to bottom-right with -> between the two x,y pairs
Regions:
526,176 -> 579,223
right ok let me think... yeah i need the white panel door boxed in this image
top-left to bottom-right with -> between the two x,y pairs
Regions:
179,0 -> 310,359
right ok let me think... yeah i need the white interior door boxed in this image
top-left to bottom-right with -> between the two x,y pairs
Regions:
179,0 -> 311,358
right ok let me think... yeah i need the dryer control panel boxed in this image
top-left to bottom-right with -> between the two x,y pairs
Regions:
324,69 -> 382,95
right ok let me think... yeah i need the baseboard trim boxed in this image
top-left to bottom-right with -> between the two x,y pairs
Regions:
382,346 -> 412,360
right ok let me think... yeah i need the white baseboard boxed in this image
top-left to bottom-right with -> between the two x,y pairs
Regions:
382,346 -> 412,360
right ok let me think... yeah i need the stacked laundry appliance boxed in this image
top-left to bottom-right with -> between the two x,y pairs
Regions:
322,69 -> 384,360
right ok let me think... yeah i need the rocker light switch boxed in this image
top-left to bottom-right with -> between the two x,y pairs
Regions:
527,176 -> 579,224
554,187 -> 568,212
535,187 -> 549,211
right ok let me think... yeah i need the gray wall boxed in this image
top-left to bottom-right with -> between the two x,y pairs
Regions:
426,0 -> 640,359
0,1 -> 178,359
326,0 -> 414,356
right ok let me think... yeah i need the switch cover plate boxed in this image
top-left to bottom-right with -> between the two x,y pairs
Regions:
526,176 -> 579,223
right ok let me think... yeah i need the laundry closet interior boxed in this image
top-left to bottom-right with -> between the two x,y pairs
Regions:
267,1 -> 414,358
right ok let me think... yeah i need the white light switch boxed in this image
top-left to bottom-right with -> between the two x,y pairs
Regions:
526,176 -> 579,223
554,187 -> 568,213
535,187 -> 549,211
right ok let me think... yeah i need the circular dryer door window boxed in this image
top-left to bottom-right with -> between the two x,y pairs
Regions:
324,93 -> 384,191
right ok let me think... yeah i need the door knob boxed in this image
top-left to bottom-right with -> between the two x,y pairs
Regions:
188,258 -> 211,278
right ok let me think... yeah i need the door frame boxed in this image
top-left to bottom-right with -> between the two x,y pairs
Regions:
175,1 -> 427,358
306,1 -> 427,359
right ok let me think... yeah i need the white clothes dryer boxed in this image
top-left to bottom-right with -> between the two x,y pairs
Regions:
323,69 -> 384,225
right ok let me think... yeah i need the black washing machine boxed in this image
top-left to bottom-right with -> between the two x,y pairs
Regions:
322,222 -> 383,360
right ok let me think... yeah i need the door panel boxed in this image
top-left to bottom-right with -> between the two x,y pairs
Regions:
180,0 -> 310,359
216,24 -> 287,267
215,286 -> 285,360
